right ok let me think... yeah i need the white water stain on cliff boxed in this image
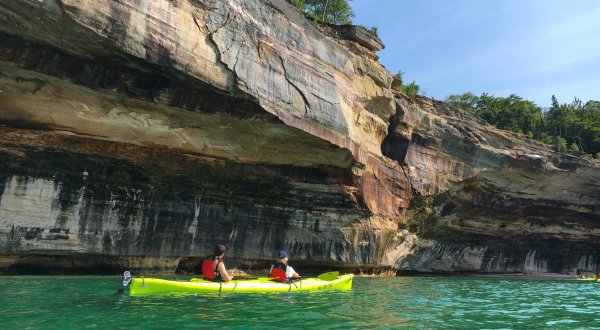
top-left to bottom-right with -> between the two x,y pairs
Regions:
524,250 -> 548,274
483,252 -> 510,272
0,176 -> 58,228
397,239 -> 558,274
0,175 -> 147,251
397,240 -> 487,272
577,255 -> 599,272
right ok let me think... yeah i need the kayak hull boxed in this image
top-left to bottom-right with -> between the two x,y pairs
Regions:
129,274 -> 353,295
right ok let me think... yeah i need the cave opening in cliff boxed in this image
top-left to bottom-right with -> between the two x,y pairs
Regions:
381,132 -> 410,164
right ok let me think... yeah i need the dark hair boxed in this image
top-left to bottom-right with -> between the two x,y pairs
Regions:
214,244 -> 226,256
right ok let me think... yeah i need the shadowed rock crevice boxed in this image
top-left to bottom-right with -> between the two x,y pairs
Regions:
381,128 -> 410,165
381,99 -> 411,164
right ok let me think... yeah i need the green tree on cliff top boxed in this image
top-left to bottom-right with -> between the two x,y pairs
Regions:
292,0 -> 355,25
446,92 -> 600,156
445,92 -> 479,114
392,71 -> 420,100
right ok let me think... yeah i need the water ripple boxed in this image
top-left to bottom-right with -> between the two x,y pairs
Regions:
1,276 -> 600,329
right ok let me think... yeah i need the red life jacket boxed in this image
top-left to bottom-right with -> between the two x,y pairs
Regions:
202,255 -> 221,281
270,262 -> 288,281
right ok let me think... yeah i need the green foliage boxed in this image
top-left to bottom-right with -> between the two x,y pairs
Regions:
538,132 -> 553,144
358,25 -> 379,37
546,97 -> 600,154
392,71 -> 403,87
596,152 -> 600,160
294,0 -> 355,25
446,93 -> 543,135
570,143 -> 580,151
444,92 -> 600,156
392,71 -> 420,99
446,92 -> 478,114
366,26 -> 378,37
359,24 -> 379,37
554,136 -> 567,152
403,81 -> 420,99
291,0 -> 307,11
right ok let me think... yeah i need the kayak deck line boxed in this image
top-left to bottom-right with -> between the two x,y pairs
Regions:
128,274 -> 353,295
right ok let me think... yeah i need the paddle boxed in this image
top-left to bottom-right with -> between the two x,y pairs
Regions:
191,272 -> 339,282
191,276 -> 269,282
317,271 -> 339,281
263,271 -> 339,281
238,276 -> 271,281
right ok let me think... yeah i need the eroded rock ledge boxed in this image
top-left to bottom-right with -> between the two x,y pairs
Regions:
0,0 -> 598,275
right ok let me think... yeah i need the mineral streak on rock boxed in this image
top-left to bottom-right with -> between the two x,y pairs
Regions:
0,0 -> 598,275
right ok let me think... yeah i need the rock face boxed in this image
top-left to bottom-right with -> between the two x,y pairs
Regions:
388,96 -> 600,274
325,24 -> 384,52
0,0 -> 598,275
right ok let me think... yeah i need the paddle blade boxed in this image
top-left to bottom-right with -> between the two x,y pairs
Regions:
317,271 -> 339,281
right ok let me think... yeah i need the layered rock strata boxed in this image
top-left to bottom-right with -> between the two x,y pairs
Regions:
0,0 -> 598,275
0,0 -> 402,274
388,96 -> 600,274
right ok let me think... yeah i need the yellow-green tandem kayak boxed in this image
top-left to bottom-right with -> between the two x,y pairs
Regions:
128,274 -> 354,295
575,277 -> 597,281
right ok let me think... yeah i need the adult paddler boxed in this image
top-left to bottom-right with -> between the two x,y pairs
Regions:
201,244 -> 233,282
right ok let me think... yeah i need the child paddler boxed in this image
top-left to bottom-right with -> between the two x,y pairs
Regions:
269,250 -> 301,282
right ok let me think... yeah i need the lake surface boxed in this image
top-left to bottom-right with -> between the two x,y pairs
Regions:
1,275 -> 599,329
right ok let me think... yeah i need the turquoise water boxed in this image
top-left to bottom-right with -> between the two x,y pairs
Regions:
1,276 -> 599,329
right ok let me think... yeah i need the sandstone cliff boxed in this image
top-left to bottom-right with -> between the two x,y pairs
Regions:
0,0 -> 598,275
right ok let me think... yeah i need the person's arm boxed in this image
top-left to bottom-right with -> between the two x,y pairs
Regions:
287,266 -> 300,278
218,262 -> 234,282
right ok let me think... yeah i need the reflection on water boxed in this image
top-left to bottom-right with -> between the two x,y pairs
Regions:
1,276 -> 599,329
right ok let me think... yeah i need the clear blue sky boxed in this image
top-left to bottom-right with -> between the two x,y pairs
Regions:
351,0 -> 600,107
